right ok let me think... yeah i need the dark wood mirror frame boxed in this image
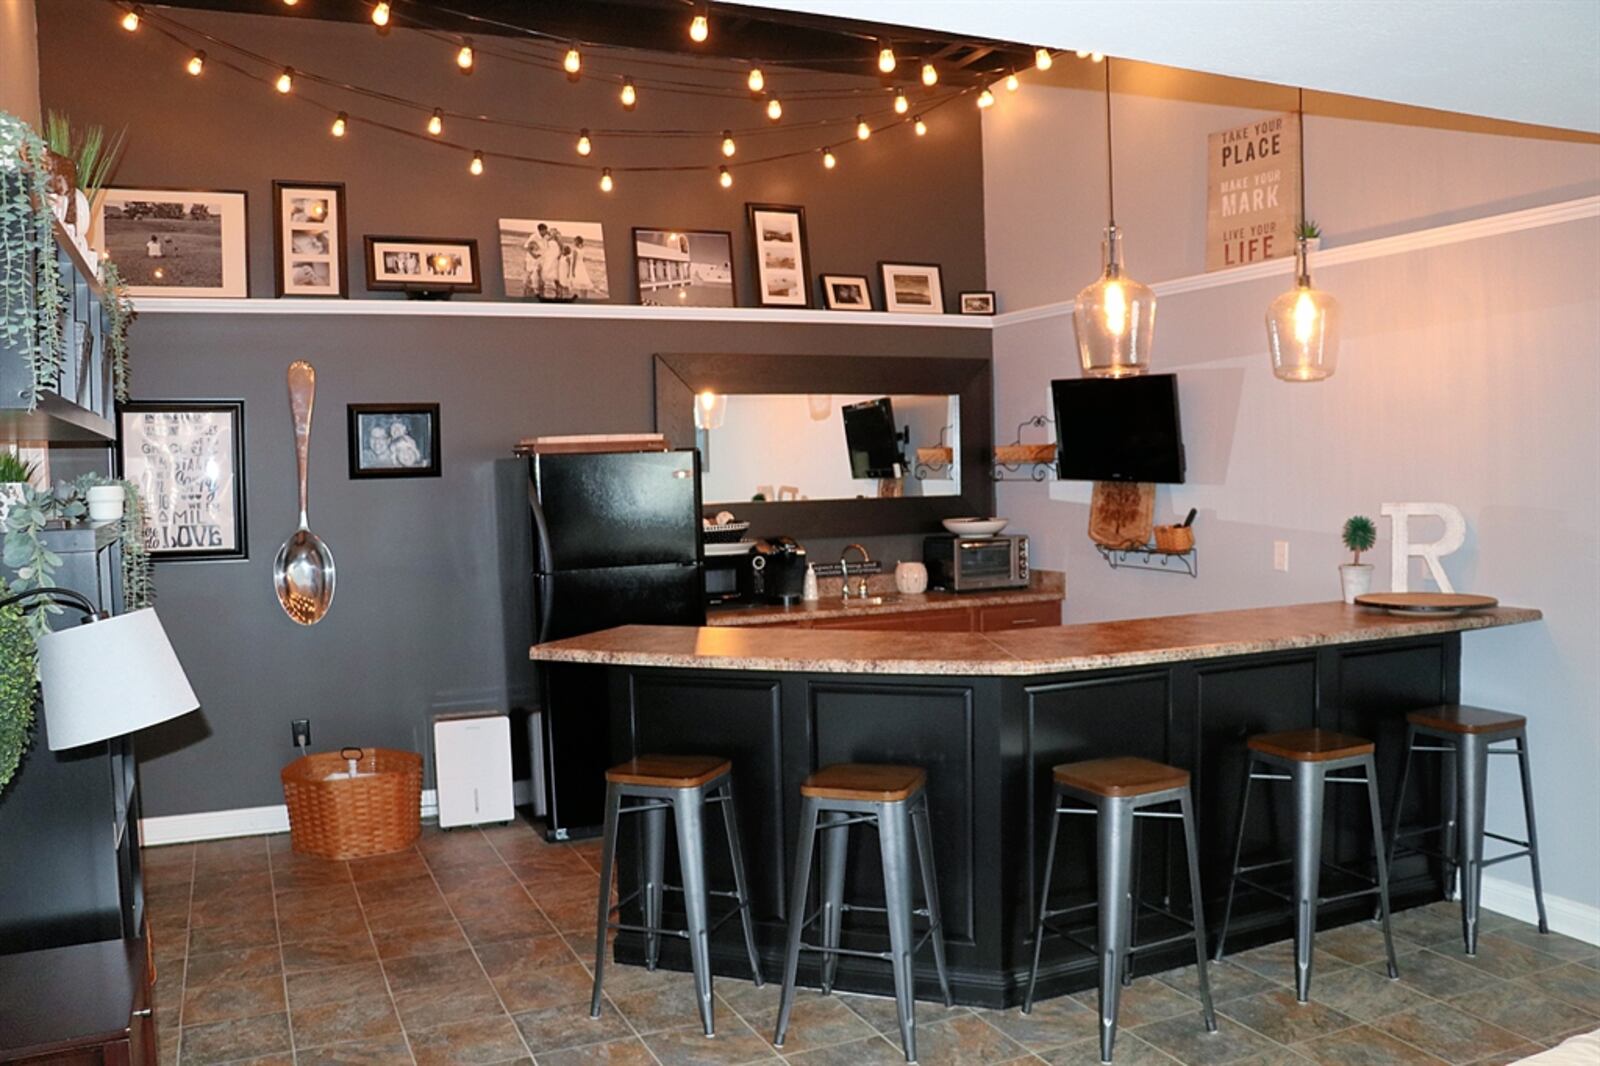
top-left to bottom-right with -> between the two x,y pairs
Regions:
654,352 -> 994,539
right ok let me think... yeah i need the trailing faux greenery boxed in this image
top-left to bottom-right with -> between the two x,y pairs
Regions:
0,590 -> 36,795
43,111 -> 126,200
1342,515 -> 1377,564
0,110 -> 69,405
101,259 -> 135,402
0,452 -> 35,483
71,473 -> 152,609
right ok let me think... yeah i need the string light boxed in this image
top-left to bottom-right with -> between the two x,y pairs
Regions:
718,165 -> 732,188
599,168 -> 614,192
456,42 -> 474,71
120,6 -> 140,31
821,148 -> 837,170
275,67 -> 294,94
766,96 -> 782,121
282,0 -> 297,6
747,67 -> 765,94
689,8 -> 709,44
921,62 -> 938,87
1035,47 -> 1053,70
914,115 -> 927,136
186,51 -> 206,76
427,108 -> 443,135
894,91 -> 909,114
877,42 -> 897,74
977,87 -> 995,108
620,78 -> 637,110
469,150 -> 484,175
576,129 -> 592,156
330,112 -> 348,137
1006,73 -> 1020,92
563,46 -> 581,78
856,115 -> 871,140
370,2 -> 389,28
721,130 -> 736,157
1091,52 -> 1104,63
1075,49 -> 1089,58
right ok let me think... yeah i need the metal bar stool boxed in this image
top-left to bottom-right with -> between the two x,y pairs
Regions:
1215,729 -> 1400,1002
1386,705 -> 1547,955
1023,757 -> 1216,1065
773,764 -> 953,1063
590,755 -> 763,1037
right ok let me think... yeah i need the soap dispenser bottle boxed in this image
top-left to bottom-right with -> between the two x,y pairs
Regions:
802,562 -> 819,602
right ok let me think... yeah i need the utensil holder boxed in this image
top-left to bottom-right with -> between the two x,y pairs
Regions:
1153,525 -> 1195,553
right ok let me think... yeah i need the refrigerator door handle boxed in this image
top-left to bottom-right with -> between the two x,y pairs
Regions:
530,483 -> 556,644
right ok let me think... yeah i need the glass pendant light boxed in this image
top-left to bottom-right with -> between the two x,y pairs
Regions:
1267,89 -> 1340,382
1074,58 -> 1155,378
694,390 -> 727,430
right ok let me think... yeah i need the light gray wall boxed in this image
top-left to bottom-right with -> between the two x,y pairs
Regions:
984,70 -> 1600,925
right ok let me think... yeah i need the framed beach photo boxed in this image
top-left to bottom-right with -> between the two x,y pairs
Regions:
95,187 -> 249,298
746,203 -> 810,308
499,218 -> 609,301
348,403 -> 441,479
879,262 -> 945,314
632,228 -> 736,307
117,401 -> 247,560
364,236 -> 481,294
959,290 -> 997,315
820,274 -> 873,311
272,180 -> 347,298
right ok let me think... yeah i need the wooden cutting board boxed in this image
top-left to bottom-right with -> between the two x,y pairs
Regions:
1355,592 -> 1498,616
1088,481 -> 1155,549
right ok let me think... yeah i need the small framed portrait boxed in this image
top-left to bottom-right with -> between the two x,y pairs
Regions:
820,274 -> 873,311
879,262 -> 945,314
959,290 -> 997,315
273,180 -> 347,298
118,400 -> 248,560
499,218 -> 609,301
94,187 -> 249,298
363,236 -> 481,294
632,228 -> 736,307
746,203 -> 810,308
348,404 -> 441,479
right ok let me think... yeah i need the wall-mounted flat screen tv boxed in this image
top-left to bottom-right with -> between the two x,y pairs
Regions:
841,397 -> 903,479
1051,373 -> 1186,483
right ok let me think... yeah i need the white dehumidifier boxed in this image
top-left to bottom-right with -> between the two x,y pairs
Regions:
433,711 -> 515,828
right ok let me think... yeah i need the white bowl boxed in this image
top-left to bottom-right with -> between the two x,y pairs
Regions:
942,516 -> 1008,537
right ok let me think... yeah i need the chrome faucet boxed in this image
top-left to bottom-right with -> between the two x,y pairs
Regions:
840,543 -> 872,600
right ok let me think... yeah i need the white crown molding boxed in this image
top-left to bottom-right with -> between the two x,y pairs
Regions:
994,195 -> 1600,329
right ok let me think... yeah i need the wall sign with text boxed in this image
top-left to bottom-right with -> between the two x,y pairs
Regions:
1206,112 -> 1299,272
118,401 -> 248,560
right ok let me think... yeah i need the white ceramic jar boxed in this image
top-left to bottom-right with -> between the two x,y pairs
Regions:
86,483 -> 127,523
895,561 -> 928,595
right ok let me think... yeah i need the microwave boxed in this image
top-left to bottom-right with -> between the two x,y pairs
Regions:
924,534 -> 1029,591
704,541 -> 754,605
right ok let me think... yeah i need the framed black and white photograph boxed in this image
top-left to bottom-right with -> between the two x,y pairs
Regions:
746,203 -> 810,308
632,228 -> 735,307
499,218 -> 609,301
959,290 -> 997,315
347,404 -> 441,479
118,401 -> 247,560
95,187 -> 249,298
363,236 -> 481,294
273,181 -> 347,298
820,273 -> 873,311
879,262 -> 945,314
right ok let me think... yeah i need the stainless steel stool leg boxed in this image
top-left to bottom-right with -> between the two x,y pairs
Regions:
672,787 -> 716,1037
773,796 -> 819,1050
878,798 -> 920,1063
1178,788 -> 1218,1033
590,782 -> 622,1019
1361,755 -> 1400,979
1022,788 -> 1063,1015
1291,761 -> 1326,1002
1457,734 -> 1490,956
818,810 -> 851,994
1384,724 -> 1416,914
1515,732 -> 1550,934
1122,817 -> 1141,989
718,778 -> 765,986
1213,756 -> 1256,961
641,800 -> 666,971
1096,798 -> 1137,1064
911,793 -> 954,1008
1441,743 -> 1460,901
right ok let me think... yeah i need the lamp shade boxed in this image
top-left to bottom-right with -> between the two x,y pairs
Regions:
36,608 -> 199,750
1074,226 -> 1156,378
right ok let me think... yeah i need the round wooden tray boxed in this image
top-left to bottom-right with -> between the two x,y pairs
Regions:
1355,592 -> 1498,617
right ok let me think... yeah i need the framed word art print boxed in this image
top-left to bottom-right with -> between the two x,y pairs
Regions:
118,401 -> 248,560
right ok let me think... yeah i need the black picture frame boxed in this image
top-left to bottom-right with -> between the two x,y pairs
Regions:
819,273 -> 873,311
745,202 -> 811,308
116,400 -> 248,561
959,290 -> 997,315
272,180 -> 348,298
878,261 -> 946,314
631,228 -> 737,307
347,403 -> 442,479
363,236 -> 482,294
93,186 -> 250,298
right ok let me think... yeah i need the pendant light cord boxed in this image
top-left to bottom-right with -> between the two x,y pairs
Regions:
1104,58 -> 1116,228
1297,86 -> 1307,230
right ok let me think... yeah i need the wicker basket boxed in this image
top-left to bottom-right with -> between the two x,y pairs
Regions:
994,442 -> 1057,466
281,747 -> 422,860
1153,525 -> 1196,554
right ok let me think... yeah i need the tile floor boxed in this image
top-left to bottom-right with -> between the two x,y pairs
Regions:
141,820 -> 1600,1066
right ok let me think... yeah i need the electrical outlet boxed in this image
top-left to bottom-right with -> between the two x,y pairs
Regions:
1273,541 -> 1290,572
291,718 -> 311,748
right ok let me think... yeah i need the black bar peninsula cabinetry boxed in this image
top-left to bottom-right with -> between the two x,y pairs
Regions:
532,602 -> 1540,1008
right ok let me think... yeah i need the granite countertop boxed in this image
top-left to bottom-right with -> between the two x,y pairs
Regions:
707,570 -> 1064,627
530,602 -> 1542,677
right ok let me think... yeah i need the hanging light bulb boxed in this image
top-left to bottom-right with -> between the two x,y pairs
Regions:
766,96 -> 782,121
921,62 -> 938,86
1075,49 -> 1090,58
1074,59 -> 1155,378
1035,47 -> 1054,70
1268,90 -> 1340,382
120,6 -> 141,31
1005,72 -> 1020,92
689,9 -> 709,43
563,46 -> 581,78
977,88 -> 996,108
469,150 -> 484,176
275,67 -> 294,94
718,166 -> 733,189
283,0 -> 298,6
186,51 -> 206,76
456,42 -> 474,71
877,42 -> 897,74
721,131 -> 736,157
599,168 -> 614,193
821,148 -> 837,170
913,115 -> 927,136
576,129 -> 592,156
894,91 -> 909,114
620,78 -> 637,110
856,116 -> 871,140
330,112 -> 348,137
427,109 -> 444,135
694,390 -> 728,430
1091,52 -> 1105,63
370,2 -> 389,27
747,67 -> 765,94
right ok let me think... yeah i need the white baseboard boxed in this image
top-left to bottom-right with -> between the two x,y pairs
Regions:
140,781 -> 534,847
1480,874 -> 1600,947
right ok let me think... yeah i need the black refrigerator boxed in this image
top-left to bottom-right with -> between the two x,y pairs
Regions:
495,449 -> 705,840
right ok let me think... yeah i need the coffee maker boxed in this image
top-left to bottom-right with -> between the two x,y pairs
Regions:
749,536 -> 807,605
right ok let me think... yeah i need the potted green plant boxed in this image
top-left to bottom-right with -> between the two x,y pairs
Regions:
0,452 -> 35,527
1296,219 -> 1322,252
44,111 -> 125,253
1340,515 -> 1376,603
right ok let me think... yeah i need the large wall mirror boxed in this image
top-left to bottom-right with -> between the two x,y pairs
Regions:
655,353 -> 993,539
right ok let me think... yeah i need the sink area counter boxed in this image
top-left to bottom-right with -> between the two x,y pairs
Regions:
705,569 -> 1064,628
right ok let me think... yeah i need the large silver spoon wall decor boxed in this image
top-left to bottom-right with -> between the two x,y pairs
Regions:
274,360 -> 336,625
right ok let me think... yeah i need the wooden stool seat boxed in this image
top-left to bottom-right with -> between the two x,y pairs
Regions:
1406,704 -> 1526,735
801,763 -> 926,803
1054,756 -> 1189,797
605,754 -> 731,788
1248,728 -> 1374,762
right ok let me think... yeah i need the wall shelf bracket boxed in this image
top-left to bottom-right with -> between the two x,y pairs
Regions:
1096,543 -> 1198,578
